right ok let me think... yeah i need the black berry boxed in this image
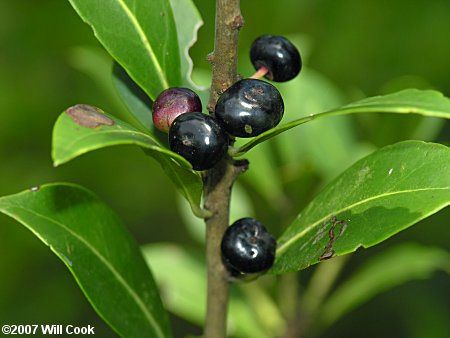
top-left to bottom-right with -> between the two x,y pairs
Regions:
152,87 -> 202,132
221,218 -> 276,275
215,79 -> 284,138
169,112 -> 228,171
250,35 -> 301,82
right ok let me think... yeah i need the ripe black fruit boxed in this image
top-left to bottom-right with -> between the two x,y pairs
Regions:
250,35 -> 301,82
152,87 -> 202,132
215,79 -> 284,138
221,218 -> 276,275
169,112 -> 228,171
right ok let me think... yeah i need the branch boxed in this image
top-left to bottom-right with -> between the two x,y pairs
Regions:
207,0 -> 243,112
203,1 -> 244,337
203,159 -> 248,338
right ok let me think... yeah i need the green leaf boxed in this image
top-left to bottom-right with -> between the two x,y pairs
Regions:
0,183 -> 171,338
169,0 -> 203,89
340,89 -> 450,116
232,89 -> 450,156
271,140 -> 450,274
319,243 -> 450,326
68,0 -> 181,100
52,105 -> 207,217
142,243 -> 284,338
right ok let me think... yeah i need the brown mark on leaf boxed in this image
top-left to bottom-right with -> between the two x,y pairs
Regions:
319,216 -> 347,261
66,104 -> 115,128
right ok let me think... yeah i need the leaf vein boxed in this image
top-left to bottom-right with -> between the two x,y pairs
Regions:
116,0 -> 169,88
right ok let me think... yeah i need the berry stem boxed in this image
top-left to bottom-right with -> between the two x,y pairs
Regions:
250,66 -> 269,80
203,1 -> 244,336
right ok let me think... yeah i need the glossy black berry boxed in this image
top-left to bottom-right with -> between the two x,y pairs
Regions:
169,112 -> 228,171
215,79 -> 284,138
152,87 -> 202,132
250,35 -> 301,82
221,218 -> 276,275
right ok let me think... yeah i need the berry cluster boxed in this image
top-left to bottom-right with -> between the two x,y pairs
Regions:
152,35 -> 302,171
151,35 -> 300,277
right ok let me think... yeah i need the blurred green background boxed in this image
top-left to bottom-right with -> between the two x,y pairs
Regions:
0,0 -> 449,337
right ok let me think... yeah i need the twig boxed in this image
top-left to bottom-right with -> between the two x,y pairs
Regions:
203,159 -> 248,338
207,0 -> 243,113
203,1 -> 244,337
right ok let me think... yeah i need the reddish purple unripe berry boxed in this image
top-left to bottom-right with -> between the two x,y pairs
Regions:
152,87 -> 202,132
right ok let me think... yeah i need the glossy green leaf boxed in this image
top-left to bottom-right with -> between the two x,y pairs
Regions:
142,243 -> 284,338
231,89 -> 450,156
320,243 -> 450,326
0,183 -> 171,338
68,0 -> 181,100
52,105 -> 207,217
272,141 -> 450,273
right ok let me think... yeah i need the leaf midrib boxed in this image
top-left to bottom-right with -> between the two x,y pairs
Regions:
277,187 -> 450,255
56,127 -> 160,155
116,0 -> 169,89
331,105 -> 450,117
53,127 -> 195,173
0,204 -> 165,338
